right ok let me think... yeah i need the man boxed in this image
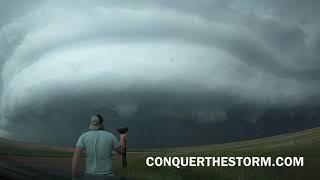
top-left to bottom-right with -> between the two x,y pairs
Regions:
72,114 -> 127,180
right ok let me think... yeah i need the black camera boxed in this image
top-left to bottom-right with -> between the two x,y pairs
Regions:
116,127 -> 128,134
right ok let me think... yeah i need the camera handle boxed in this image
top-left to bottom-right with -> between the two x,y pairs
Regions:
122,139 -> 127,168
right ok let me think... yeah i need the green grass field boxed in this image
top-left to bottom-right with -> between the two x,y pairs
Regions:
113,128 -> 320,180
1,127 -> 320,179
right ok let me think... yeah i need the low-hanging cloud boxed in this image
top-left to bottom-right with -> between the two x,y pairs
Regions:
0,0 -> 319,146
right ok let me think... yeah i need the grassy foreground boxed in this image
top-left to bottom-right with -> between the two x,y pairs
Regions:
1,128 -> 320,179
113,128 -> 320,180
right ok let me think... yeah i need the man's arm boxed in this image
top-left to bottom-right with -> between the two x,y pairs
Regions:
113,134 -> 127,154
72,147 -> 83,178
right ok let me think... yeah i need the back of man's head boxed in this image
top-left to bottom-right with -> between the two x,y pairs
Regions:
89,114 -> 104,130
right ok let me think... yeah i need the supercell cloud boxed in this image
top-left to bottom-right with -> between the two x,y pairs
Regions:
0,0 -> 320,147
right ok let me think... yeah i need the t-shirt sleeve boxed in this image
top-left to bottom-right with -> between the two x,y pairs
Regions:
76,134 -> 85,149
112,134 -> 120,149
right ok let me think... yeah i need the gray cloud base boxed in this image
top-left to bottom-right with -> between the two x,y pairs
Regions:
0,0 -> 319,146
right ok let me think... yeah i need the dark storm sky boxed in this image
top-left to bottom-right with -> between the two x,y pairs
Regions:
0,0 -> 320,147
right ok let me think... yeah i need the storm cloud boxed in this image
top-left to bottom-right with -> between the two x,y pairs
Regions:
0,0 -> 320,147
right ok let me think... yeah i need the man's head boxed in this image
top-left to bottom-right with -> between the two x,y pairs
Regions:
89,114 -> 104,130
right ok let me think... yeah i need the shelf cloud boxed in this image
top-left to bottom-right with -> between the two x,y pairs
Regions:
0,0 -> 319,147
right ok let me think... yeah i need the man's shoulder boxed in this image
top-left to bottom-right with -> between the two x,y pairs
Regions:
79,130 -> 115,138
100,130 -> 115,137
79,130 -> 96,138
81,131 -> 92,136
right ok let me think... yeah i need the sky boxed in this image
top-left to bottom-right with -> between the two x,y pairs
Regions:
0,0 -> 320,147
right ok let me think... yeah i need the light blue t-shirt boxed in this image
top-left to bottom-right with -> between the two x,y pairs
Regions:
76,130 -> 120,175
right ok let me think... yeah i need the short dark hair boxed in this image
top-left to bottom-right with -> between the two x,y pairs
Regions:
96,114 -> 104,124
